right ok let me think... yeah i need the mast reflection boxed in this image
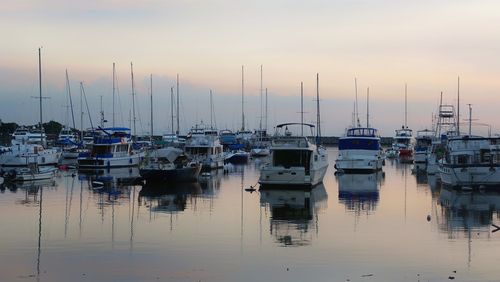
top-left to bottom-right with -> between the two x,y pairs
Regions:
260,184 -> 327,247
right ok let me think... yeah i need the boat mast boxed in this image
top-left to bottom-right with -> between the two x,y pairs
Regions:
265,88 -> 268,133
130,62 -> 136,140
80,82 -> 94,131
300,81 -> 304,137
170,87 -> 174,135
316,73 -> 321,146
80,81 -> 83,141
457,76 -> 460,135
176,74 -> 180,135
112,63 -> 116,128
259,65 -> 263,135
241,65 -> 245,131
404,83 -> 408,128
65,69 -> 76,130
38,48 -> 43,140
467,103 -> 472,135
210,89 -> 213,129
366,87 -> 370,128
355,77 -> 360,127
99,95 -> 105,127
150,74 -> 153,142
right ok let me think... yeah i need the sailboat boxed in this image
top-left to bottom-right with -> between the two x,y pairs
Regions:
259,75 -> 329,188
77,63 -> 145,169
251,65 -> 271,157
0,48 -> 61,167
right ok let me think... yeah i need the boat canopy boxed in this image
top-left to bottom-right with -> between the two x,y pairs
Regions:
276,122 -> 315,128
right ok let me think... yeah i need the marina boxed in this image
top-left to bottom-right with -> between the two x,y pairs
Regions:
1,148 -> 500,281
3,1 -> 500,280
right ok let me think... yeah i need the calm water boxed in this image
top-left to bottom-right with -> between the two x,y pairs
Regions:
1,148 -> 500,282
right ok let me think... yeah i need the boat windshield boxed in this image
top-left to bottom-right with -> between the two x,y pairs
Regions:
347,128 -> 378,137
273,150 -> 311,173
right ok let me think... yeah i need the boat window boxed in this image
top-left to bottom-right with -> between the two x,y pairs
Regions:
273,150 -> 311,174
480,149 -> 492,163
456,154 -> 469,165
92,146 -> 111,156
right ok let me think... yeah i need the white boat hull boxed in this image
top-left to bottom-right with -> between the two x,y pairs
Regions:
335,148 -> 384,172
0,150 -> 61,167
78,152 -> 145,169
440,165 -> 500,187
414,151 -> 427,164
259,162 -> 328,187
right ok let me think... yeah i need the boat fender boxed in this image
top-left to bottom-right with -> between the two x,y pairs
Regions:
129,158 -> 132,164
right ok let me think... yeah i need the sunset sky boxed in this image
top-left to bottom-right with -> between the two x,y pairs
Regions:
1,0 -> 499,136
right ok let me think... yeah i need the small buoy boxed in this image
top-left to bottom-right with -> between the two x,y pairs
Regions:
427,215 -> 431,222
448,276 -> 455,280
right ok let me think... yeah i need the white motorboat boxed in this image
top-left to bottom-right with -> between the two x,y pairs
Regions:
184,124 -> 224,170
0,127 -> 61,167
414,129 -> 434,164
439,136 -> 500,187
77,127 -> 145,169
335,127 -> 384,172
259,123 -> 329,188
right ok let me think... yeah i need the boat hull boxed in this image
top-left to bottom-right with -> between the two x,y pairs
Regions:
78,153 -> 145,169
0,151 -> 61,167
335,158 -> 383,173
259,163 -> 328,188
414,151 -> 427,163
440,164 -> 500,187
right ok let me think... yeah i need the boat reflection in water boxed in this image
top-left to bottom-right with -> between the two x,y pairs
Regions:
438,186 -> 500,236
260,184 -> 327,247
139,182 -> 204,213
337,172 -> 384,215
78,167 -> 141,187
